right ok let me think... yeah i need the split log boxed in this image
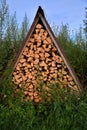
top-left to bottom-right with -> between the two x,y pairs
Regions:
36,23 -> 43,29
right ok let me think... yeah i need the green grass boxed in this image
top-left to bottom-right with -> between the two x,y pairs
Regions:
0,77 -> 87,130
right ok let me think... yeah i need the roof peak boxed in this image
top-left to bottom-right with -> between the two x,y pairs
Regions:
37,6 -> 45,17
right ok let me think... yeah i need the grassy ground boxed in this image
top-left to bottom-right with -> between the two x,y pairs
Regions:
0,76 -> 87,130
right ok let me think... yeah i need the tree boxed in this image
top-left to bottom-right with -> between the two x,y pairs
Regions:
20,13 -> 29,41
0,0 -> 9,41
58,24 -> 70,43
83,7 -> 87,40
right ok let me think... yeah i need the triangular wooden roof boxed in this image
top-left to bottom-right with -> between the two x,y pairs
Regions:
13,6 -> 82,92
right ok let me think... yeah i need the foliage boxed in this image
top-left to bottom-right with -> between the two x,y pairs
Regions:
20,13 -> 29,41
83,7 -> 87,39
0,0 -> 9,40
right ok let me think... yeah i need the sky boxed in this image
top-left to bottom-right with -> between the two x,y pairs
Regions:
6,0 -> 87,31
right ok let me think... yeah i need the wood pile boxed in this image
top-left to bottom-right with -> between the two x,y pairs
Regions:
12,23 -> 78,103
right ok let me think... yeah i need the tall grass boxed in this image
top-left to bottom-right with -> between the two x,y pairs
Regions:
0,74 -> 87,130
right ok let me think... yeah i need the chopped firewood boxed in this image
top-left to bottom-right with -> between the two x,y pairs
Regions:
34,59 -> 39,65
12,20 -> 79,103
45,52 -> 50,58
27,57 -> 33,62
19,58 -> 26,63
28,92 -> 33,97
68,76 -> 73,81
43,39 -> 49,45
24,91 -> 28,95
27,42 -> 32,47
29,38 -> 34,43
29,84 -> 34,89
33,92 -> 38,97
37,42 -> 42,47
34,53 -> 39,59
27,74 -> 32,79
36,23 -> 43,29
41,35 -> 46,41
35,29 -> 40,34
69,81 -> 75,86
73,85 -> 78,90
44,30 -> 48,36
34,98 -> 40,103
46,37 -> 52,44
52,47 -> 57,52
40,61 -> 47,67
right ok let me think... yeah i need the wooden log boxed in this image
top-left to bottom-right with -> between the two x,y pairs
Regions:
43,39 -> 49,45
33,92 -> 38,97
12,72 -> 17,76
23,47 -> 28,52
29,84 -> 34,89
24,91 -> 28,95
37,47 -> 45,53
14,75 -> 21,80
66,75 -> 70,79
51,61 -> 56,67
22,75 -> 27,81
69,81 -> 75,86
22,62 -> 27,67
29,88 -> 34,92
34,53 -> 39,59
36,23 -> 43,29
37,42 -> 42,47
45,52 -> 50,58
52,47 -> 57,52
14,79 -> 21,84
27,57 -> 33,62
41,34 -> 46,41
35,29 -> 40,34
68,76 -> 73,81
39,52 -> 44,58
19,58 -> 26,63
48,44 -> 52,49
34,59 -> 39,65
28,92 -> 33,97
73,85 -> 78,90
44,30 -> 48,36
57,64 -> 62,68
62,69 -> 67,75
31,62 -> 34,67
27,42 -> 32,47
25,69 -> 29,73
46,58 -> 51,63
27,73 -> 32,79
34,34 -> 41,41
29,38 -> 34,43
42,44 -> 46,48
40,29 -> 45,34
40,61 -> 47,67
46,37 -> 52,44
34,98 -> 40,103
45,47 -> 50,52
27,63 -> 31,68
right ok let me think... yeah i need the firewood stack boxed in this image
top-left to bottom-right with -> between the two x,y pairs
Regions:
12,22 -> 79,103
